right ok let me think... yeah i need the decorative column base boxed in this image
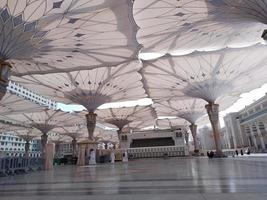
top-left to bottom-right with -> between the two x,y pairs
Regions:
77,140 -> 98,166
205,103 -> 224,157
86,112 -> 97,140
189,123 -> 199,154
44,142 -> 54,170
0,60 -> 12,101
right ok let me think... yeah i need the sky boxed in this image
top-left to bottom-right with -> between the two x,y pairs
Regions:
58,83 -> 267,129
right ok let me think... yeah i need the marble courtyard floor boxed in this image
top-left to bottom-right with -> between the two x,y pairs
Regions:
0,156 -> 267,200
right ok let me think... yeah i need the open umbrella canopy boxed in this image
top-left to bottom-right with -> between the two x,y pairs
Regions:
121,118 -> 158,133
96,105 -> 156,131
154,97 -> 238,124
12,60 -> 146,112
156,118 -> 188,130
12,128 -> 41,141
2,109 -> 80,134
141,45 -> 267,154
134,0 -> 267,56
141,45 -> 267,104
93,127 -> 118,143
155,99 -> 206,124
0,0 -> 140,75
49,131 -> 72,143
53,124 -> 88,140
0,91 -> 44,115
0,118 -> 29,132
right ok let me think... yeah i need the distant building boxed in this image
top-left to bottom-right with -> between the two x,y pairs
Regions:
224,94 -> 267,151
224,113 -> 244,149
7,81 -> 57,110
0,132 -> 41,157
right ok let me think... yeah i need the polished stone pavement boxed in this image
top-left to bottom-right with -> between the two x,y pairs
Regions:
1,156 -> 267,200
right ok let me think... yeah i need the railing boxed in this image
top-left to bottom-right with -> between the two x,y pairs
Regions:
124,145 -> 188,159
0,157 -> 42,176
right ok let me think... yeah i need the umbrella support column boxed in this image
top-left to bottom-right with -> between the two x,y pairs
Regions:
205,103 -> 224,157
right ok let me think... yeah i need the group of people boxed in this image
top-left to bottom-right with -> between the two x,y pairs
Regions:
207,148 -> 251,158
234,148 -> 250,157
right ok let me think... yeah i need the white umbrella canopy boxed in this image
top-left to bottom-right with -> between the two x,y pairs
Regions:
12,128 -> 41,140
0,0 -> 140,75
0,91 -> 44,115
155,118 -> 188,130
96,105 -> 156,131
11,60 -> 146,112
11,60 -> 147,140
154,99 -> 206,125
0,109 -> 79,156
122,117 -> 158,132
0,118 -> 29,132
49,131 -> 72,143
141,45 -> 267,104
95,127 -> 118,141
154,97 -> 239,124
141,45 -> 267,154
8,128 -> 42,157
53,124 -> 88,140
134,0 -> 267,56
1,109 -> 81,134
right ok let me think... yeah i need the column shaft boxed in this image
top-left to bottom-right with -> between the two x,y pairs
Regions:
86,112 -> 97,140
249,125 -> 258,149
72,139 -> 77,157
256,123 -> 266,149
117,128 -> 122,148
205,103 -> 222,155
41,133 -> 48,159
189,123 -> 199,152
